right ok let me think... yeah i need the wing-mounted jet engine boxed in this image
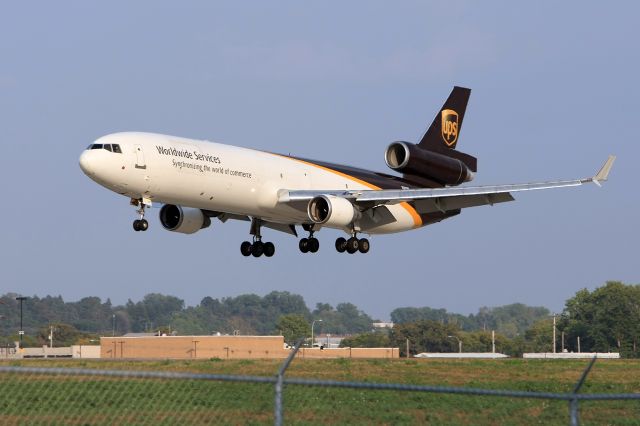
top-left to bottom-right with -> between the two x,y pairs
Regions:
159,204 -> 211,234
307,195 -> 361,227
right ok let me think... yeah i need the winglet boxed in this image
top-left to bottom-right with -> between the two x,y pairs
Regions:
593,155 -> 616,187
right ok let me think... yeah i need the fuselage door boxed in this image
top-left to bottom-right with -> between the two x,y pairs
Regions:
134,145 -> 146,169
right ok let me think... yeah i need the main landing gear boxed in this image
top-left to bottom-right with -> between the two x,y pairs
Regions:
241,218 -> 275,258
240,239 -> 275,258
335,234 -> 370,254
299,224 -> 319,254
131,198 -> 149,232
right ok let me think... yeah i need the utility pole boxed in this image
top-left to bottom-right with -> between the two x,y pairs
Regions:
448,335 -> 462,353
112,314 -> 116,337
15,297 -> 27,348
49,325 -> 55,348
492,330 -> 496,353
552,314 -> 557,354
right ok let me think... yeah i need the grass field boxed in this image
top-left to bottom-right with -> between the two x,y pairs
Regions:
0,358 -> 638,425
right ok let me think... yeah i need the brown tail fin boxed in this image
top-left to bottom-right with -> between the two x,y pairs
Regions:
418,86 -> 471,151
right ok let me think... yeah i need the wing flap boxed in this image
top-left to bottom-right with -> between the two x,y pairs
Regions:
414,192 -> 515,214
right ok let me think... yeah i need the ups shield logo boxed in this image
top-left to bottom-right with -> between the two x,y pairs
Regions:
441,109 -> 459,147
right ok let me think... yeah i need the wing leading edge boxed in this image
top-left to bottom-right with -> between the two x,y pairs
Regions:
278,156 -> 616,215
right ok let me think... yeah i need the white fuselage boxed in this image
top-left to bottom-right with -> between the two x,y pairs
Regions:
79,132 -> 421,235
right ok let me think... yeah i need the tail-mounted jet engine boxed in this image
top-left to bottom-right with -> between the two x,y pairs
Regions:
159,204 -> 211,234
385,141 -> 476,186
308,195 -> 361,228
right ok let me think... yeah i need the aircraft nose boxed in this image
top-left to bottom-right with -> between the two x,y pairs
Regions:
79,150 -> 94,175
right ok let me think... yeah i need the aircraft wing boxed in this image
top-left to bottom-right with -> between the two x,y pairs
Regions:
278,155 -> 615,214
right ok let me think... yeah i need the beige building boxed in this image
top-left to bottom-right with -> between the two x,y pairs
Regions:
100,335 -> 399,360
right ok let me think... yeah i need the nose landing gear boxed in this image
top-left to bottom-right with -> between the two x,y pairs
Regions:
131,198 -> 149,232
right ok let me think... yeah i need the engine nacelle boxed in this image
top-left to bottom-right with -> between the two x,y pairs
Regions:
159,204 -> 211,234
385,141 -> 475,185
307,195 -> 360,227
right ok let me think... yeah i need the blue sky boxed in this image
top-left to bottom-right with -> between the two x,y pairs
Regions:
0,2 -> 637,320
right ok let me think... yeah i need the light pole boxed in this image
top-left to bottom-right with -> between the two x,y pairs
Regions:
15,297 -> 27,348
112,314 -> 116,337
311,319 -> 323,348
448,335 -> 462,353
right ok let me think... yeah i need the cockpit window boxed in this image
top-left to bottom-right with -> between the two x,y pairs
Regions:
87,143 -> 123,153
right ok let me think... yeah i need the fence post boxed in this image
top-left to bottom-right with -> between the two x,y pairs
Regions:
274,338 -> 303,426
569,356 -> 597,426
569,398 -> 579,426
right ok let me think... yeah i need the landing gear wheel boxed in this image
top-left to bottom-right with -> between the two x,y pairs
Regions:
358,238 -> 370,254
263,242 -> 275,257
308,238 -> 320,253
335,237 -> 347,253
132,198 -> 149,232
299,238 -> 309,253
240,241 -> 252,257
346,237 -> 359,254
251,241 -> 264,257
300,225 -> 320,254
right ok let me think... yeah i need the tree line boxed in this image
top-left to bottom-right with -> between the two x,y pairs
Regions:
339,282 -> 640,358
0,281 -> 636,357
0,291 -> 374,346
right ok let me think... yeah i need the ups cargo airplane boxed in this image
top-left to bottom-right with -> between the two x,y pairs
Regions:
79,87 -> 615,257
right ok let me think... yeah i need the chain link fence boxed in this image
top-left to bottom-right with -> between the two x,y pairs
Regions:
0,344 -> 638,425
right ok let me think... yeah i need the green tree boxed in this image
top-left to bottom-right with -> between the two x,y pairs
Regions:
276,314 -> 310,345
390,307 -> 451,324
390,320 -> 461,356
560,281 -> 640,357
312,302 -> 373,334
125,294 -> 184,332
523,318 -> 554,352
478,304 -> 550,338
70,297 -> 113,332
390,303 -> 549,337
37,323 -> 92,347
340,331 -> 391,348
